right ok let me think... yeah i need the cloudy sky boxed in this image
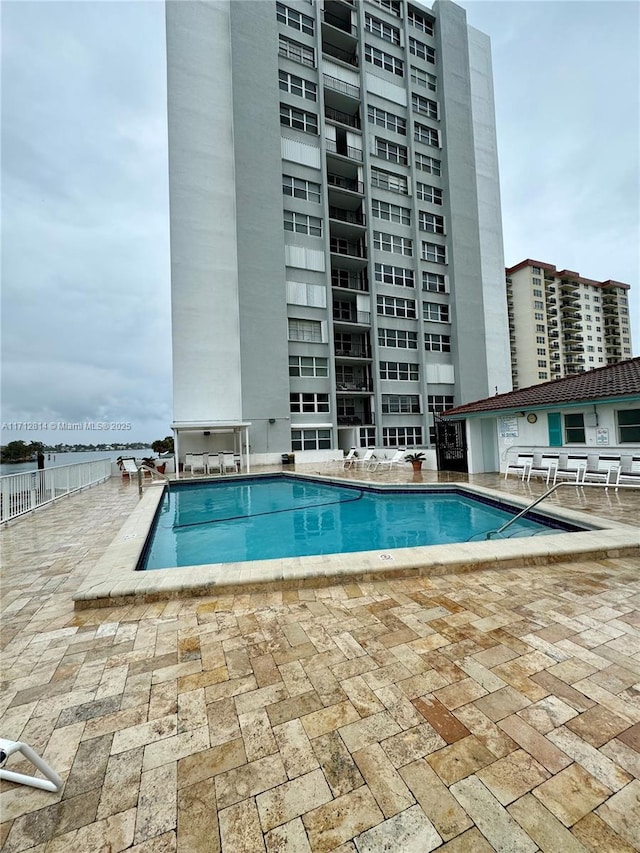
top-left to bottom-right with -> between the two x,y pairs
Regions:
2,0 -> 638,446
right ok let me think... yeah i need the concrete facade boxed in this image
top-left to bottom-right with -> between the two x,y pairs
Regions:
166,0 -> 511,459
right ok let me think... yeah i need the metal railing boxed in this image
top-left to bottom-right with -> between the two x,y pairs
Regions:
327,173 -> 364,194
325,138 -> 363,161
0,458 -> 112,524
324,106 -> 360,128
323,74 -> 360,99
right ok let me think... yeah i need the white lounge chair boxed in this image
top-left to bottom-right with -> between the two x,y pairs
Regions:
370,449 -> 406,471
526,452 -> 552,484
582,453 -> 607,484
614,454 -> 640,491
221,452 -> 238,473
504,453 -> 533,480
352,448 -> 376,470
340,447 -> 358,469
120,458 -> 140,478
187,454 -> 206,475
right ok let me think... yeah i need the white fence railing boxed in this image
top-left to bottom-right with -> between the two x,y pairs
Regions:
0,459 -> 112,524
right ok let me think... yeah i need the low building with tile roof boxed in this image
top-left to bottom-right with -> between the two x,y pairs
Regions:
438,357 -> 640,474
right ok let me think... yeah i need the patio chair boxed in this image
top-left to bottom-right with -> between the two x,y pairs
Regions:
221,453 -> 238,473
526,452 -> 552,484
504,453 -> 532,480
120,458 -> 140,478
370,449 -> 406,472
340,447 -> 358,469
613,454 -> 640,491
187,454 -> 206,475
352,448 -> 376,470
551,453 -> 584,486
582,453 -> 607,483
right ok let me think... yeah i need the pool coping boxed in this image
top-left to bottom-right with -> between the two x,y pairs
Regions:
73,474 -> 640,608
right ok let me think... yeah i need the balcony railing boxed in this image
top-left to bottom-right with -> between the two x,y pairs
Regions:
322,43 -> 358,67
0,459 -> 112,524
332,271 -> 368,291
329,206 -> 365,226
333,310 -> 371,324
325,138 -> 363,161
327,173 -> 364,194
323,73 -> 360,99
334,345 -> 371,358
324,105 -> 360,129
336,381 -> 373,392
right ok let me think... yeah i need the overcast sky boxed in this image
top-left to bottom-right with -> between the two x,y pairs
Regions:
2,0 -> 638,446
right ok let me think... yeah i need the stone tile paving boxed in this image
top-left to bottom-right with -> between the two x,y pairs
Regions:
1,471 -> 639,851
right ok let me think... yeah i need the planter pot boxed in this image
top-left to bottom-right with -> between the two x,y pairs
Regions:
156,464 -> 166,475
411,461 -> 423,472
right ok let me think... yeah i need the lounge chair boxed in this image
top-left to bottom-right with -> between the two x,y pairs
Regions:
613,454 -> 640,491
340,447 -> 358,469
370,449 -> 406,471
187,454 -> 206,475
352,448 -> 376,470
582,453 -> 607,483
120,458 -> 140,478
221,452 -> 238,473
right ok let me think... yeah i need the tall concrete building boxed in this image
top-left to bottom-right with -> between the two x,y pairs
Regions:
506,260 -> 633,390
166,0 -> 511,463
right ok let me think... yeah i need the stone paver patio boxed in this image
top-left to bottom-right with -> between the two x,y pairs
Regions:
1,468 -> 639,851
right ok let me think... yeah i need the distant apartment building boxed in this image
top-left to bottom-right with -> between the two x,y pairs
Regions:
506,260 -> 632,390
166,0 -> 511,462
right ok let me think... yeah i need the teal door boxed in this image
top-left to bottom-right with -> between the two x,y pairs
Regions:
547,412 -> 562,447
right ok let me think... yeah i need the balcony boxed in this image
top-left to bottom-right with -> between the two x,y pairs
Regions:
335,371 -> 373,393
325,105 -> 360,129
330,237 -> 366,258
334,335 -> 371,360
325,138 -> 363,161
322,42 -> 358,67
332,269 -> 368,292
333,308 -> 371,326
327,173 -> 364,194
323,74 -> 360,100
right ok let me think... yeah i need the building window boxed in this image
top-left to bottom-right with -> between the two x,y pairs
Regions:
538,372 -> 548,379
288,318 -> 323,342
534,312 -> 543,321
428,395 -> 454,413
289,356 -> 328,377
372,199 -> 411,225
564,412 -> 585,443
423,302 -> 449,322
533,288 -> 542,297
421,241 -> 446,263
531,266 -> 541,274
284,210 -> 322,236
415,153 -> 441,175
364,44 -> 404,76
618,409 -> 640,443
536,324 -> 545,332
536,336 -> 545,344
378,328 -> 418,349
416,183 -> 442,205
411,93 -> 438,119
383,427 -> 422,447
374,231 -> 413,256
374,263 -> 414,288
368,105 -> 406,135
424,333 -> 450,352
408,8 -> 434,35
382,394 -> 421,414
422,272 -> 446,293
279,70 -> 317,101
418,212 -> 445,234
291,428 -> 331,451
408,36 -> 436,64
370,167 -> 408,195
283,175 -> 321,202
290,392 -> 330,413
380,361 -> 419,381
276,3 -> 314,35
533,300 -> 543,309
414,123 -> 440,147
410,67 -> 437,92
280,103 -> 318,134
278,35 -> 315,67
364,13 -> 400,45
532,276 -> 541,285
536,348 -> 546,356
375,138 -> 408,165
377,295 -> 417,318
370,0 -> 401,17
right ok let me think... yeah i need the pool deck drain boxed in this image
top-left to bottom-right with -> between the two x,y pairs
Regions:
73,475 -> 640,608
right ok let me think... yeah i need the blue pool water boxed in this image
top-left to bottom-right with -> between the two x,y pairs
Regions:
140,476 -> 581,570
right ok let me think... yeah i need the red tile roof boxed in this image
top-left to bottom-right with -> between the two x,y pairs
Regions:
505,259 -> 630,290
442,357 -> 640,418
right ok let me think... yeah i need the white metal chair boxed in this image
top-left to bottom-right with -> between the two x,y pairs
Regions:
526,453 -> 552,483
221,452 -> 238,473
120,458 -> 139,478
551,453 -> 583,486
340,447 -> 358,469
504,454 -> 533,480
352,448 -> 376,470
187,454 -> 206,475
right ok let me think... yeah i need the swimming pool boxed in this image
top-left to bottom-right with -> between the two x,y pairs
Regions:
140,475 -> 582,570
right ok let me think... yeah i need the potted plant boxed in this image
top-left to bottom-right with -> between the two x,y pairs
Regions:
405,452 -> 426,472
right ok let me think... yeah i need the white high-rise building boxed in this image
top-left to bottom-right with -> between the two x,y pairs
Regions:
506,260 -> 633,389
166,0 -> 511,467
